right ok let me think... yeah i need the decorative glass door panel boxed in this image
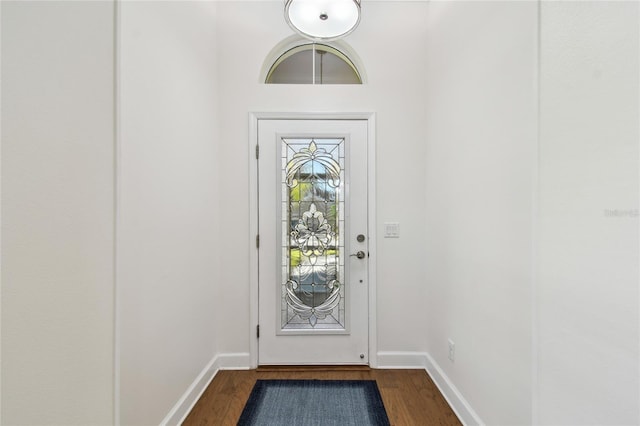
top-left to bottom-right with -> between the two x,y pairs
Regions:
281,138 -> 345,330
257,118 -> 369,365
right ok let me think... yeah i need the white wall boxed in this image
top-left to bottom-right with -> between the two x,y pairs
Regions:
424,2 -> 537,425
1,1 -> 116,424
2,2 -> 223,423
537,2 -> 639,424
213,1 -> 431,360
424,1 -> 640,425
117,2 -> 220,424
2,1 -> 638,425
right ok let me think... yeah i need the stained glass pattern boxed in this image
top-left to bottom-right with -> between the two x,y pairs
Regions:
281,138 -> 345,330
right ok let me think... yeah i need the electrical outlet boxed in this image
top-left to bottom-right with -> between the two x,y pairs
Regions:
448,339 -> 455,362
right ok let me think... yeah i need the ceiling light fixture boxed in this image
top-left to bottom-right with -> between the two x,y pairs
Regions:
284,0 -> 361,41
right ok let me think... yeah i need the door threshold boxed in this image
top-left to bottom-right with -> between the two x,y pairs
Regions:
257,365 -> 371,372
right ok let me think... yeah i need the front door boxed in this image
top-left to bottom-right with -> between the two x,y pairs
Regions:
257,118 -> 369,365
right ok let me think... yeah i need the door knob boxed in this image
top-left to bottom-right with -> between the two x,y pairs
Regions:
350,251 -> 366,259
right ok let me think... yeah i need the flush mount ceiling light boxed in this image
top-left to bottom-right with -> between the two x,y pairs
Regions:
284,0 -> 361,41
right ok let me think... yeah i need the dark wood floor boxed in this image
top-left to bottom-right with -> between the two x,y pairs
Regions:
183,366 -> 461,426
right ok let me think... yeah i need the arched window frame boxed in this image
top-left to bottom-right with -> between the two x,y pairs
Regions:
260,35 -> 367,85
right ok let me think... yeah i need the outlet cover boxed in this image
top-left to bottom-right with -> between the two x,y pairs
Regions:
448,339 -> 455,362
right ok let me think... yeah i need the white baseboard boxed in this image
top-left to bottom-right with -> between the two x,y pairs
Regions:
376,351 -> 429,369
160,352 -> 251,426
160,355 -> 219,426
424,353 -> 484,426
216,352 -> 251,370
375,351 -> 482,426
160,351 -> 481,426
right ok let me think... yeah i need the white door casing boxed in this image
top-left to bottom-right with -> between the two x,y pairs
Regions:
251,115 -> 375,365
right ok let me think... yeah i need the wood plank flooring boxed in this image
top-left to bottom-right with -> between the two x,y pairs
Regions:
183,367 -> 461,426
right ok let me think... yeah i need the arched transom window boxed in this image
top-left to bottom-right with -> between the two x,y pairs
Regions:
265,43 -> 363,85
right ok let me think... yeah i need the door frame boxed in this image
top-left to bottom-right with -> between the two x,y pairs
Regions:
248,112 -> 377,368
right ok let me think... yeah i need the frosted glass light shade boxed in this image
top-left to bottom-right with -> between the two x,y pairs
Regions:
285,0 -> 361,41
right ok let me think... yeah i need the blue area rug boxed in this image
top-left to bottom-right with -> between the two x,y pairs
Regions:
237,379 -> 391,426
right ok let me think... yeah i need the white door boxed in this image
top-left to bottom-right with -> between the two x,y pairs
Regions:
257,118 -> 369,365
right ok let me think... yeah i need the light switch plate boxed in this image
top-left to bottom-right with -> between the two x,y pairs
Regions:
384,222 -> 400,238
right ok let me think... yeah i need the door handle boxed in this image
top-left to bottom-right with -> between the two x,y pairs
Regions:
350,251 -> 366,259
